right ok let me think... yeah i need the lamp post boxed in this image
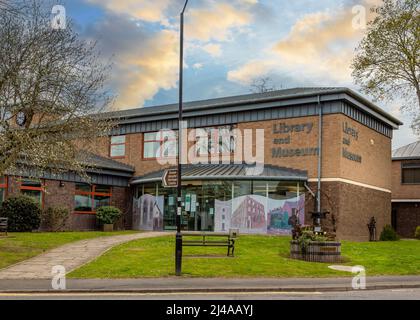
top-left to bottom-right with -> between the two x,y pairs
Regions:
175,0 -> 189,277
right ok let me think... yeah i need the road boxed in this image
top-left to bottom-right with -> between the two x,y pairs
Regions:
1,288 -> 420,300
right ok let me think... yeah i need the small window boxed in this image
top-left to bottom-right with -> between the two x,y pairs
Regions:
20,179 -> 44,206
74,183 -> 112,213
0,176 -> 7,205
402,165 -> 420,184
143,131 -> 177,159
110,135 -> 126,158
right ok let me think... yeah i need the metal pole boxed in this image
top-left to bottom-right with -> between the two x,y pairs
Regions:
175,0 -> 189,277
316,95 -> 322,225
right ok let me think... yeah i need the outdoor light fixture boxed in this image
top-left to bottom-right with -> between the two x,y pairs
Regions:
59,181 -> 65,187
175,0 -> 189,277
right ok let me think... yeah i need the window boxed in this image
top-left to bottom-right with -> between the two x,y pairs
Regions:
402,163 -> 420,184
74,183 -> 112,213
110,135 -> 126,158
20,179 -> 44,206
143,131 -> 177,159
0,176 -> 7,205
195,126 -> 236,156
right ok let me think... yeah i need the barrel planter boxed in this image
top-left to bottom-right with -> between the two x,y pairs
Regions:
290,240 -> 342,263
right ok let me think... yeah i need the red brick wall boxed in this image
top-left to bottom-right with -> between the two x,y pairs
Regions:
5,176 -> 131,231
305,181 -> 391,241
392,160 -> 420,199
392,202 -> 420,238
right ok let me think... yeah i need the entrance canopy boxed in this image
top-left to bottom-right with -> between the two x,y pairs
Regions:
130,163 -> 307,185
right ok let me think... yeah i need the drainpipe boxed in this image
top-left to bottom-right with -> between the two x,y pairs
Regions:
317,95 -> 322,214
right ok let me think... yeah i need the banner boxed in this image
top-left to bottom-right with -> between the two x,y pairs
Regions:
214,194 -> 304,234
133,194 -> 164,231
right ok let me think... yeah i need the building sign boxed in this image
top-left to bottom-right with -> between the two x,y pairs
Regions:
162,169 -> 178,187
342,122 -> 362,163
271,121 -> 319,158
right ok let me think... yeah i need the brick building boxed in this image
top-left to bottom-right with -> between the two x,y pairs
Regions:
391,141 -> 420,238
0,87 -> 402,240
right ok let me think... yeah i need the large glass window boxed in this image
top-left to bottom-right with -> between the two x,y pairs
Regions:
110,135 -> 126,158
143,131 -> 177,159
402,163 -> 420,184
195,126 -> 236,156
20,179 -> 43,206
74,183 -> 112,213
0,176 -> 7,205
267,181 -> 299,200
233,180 -> 252,198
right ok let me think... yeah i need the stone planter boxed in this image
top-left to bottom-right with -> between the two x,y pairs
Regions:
290,240 -> 342,263
102,224 -> 114,232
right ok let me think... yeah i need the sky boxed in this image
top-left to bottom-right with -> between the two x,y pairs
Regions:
58,0 -> 416,149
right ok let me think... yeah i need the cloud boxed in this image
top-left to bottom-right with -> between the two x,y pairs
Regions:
84,0 -> 258,108
228,59 -> 276,85
86,0 -> 172,24
202,43 -> 222,57
185,3 -> 252,42
192,63 -> 203,69
86,14 -> 179,109
228,0 -> 380,86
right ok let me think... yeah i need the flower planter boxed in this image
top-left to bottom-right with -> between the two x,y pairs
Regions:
290,240 -> 342,263
102,224 -> 114,232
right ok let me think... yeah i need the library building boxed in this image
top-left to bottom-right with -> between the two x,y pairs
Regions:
0,87 -> 404,241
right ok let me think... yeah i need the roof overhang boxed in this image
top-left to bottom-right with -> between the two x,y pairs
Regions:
130,164 -> 308,185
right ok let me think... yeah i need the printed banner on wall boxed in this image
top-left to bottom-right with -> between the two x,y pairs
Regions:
133,194 -> 164,231
214,194 -> 304,235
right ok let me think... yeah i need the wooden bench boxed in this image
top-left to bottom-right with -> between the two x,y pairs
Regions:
181,229 -> 239,257
0,218 -> 8,236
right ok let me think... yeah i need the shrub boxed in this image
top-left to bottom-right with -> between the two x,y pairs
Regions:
379,225 -> 399,241
415,226 -> 420,240
297,230 -> 329,252
96,206 -> 122,225
0,195 -> 41,232
41,206 -> 70,232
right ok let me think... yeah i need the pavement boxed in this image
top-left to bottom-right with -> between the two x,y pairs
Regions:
1,276 -> 420,294
0,231 -> 169,280
2,288 -> 420,300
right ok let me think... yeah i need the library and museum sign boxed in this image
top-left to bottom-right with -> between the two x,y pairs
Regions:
271,122 -> 319,158
342,122 -> 362,163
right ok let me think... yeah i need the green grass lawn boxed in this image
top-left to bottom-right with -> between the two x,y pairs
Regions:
0,231 -> 137,270
68,235 -> 420,278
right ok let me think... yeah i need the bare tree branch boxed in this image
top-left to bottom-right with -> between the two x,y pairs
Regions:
0,0 -> 115,178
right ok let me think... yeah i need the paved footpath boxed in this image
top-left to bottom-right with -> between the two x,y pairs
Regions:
0,232 -> 170,280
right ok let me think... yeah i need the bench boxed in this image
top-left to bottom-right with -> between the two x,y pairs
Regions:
0,218 -> 8,236
181,229 -> 239,257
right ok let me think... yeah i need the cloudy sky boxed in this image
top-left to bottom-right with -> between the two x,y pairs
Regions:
61,0 -> 415,148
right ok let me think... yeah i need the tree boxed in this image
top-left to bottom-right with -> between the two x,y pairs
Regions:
0,1 -> 114,177
250,77 -> 277,93
351,0 -> 419,126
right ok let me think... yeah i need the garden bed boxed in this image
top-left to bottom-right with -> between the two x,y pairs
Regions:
290,240 -> 342,263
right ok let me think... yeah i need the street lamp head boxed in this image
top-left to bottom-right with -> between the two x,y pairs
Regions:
181,0 -> 189,15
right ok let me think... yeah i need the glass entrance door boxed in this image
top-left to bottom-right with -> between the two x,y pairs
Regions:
184,185 -> 215,231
